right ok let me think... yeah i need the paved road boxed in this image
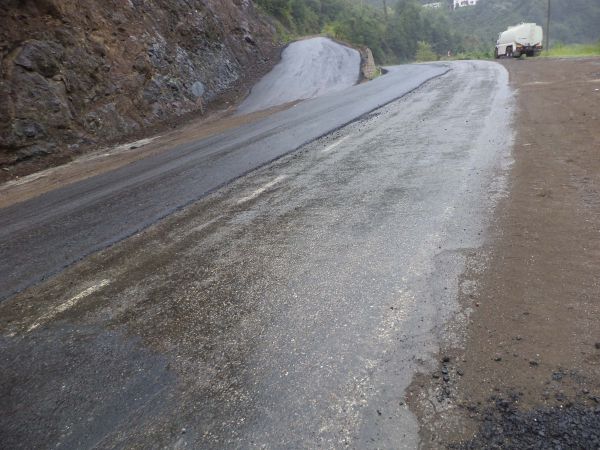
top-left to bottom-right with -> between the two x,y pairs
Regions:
0,63 -> 446,302
0,61 -> 513,448
238,37 -> 361,114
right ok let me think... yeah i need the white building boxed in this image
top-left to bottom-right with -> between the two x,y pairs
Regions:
423,2 -> 442,8
454,0 -> 478,8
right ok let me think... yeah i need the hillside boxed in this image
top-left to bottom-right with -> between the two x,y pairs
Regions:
255,0 -> 462,62
449,0 -> 600,53
257,0 -> 599,64
0,0 -> 279,174
2,0 -> 597,177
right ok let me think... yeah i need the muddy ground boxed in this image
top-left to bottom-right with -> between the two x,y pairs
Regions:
408,58 -> 600,448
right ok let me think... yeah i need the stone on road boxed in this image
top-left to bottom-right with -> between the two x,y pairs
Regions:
237,37 -> 361,114
0,61 -> 513,448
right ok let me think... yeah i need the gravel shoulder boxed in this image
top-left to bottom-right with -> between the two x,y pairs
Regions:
408,57 -> 600,447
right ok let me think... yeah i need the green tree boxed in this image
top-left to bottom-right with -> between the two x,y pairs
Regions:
415,41 -> 437,61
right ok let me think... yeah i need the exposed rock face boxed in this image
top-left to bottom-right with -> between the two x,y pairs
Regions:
359,47 -> 377,80
0,0 -> 278,170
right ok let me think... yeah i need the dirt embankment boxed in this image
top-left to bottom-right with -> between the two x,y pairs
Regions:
409,58 -> 600,447
0,0 -> 280,181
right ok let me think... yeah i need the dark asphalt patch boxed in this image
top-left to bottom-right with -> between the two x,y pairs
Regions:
0,325 -> 173,449
450,396 -> 600,449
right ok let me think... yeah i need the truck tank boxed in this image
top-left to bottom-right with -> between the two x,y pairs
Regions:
495,23 -> 543,58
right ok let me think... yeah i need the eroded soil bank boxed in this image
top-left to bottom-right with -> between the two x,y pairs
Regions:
409,58 -> 600,447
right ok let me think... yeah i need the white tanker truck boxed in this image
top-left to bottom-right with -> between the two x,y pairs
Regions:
495,23 -> 543,58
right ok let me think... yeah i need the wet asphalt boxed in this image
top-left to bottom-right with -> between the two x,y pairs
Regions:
0,61 -> 513,448
0,63 -> 446,302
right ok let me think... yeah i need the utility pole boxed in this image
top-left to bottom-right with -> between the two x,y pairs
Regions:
545,0 -> 551,53
383,0 -> 389,22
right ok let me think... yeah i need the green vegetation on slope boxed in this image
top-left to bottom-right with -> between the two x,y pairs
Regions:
415,41 -> 437,61
255,0 -> 463,62
448,0 -> 600,54
255,0 -> 600,63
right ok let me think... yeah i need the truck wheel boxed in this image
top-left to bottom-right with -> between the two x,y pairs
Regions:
506,47 -> 512,58
494,48 -> 499,59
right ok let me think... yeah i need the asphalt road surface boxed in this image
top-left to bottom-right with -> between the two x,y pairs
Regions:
0,63 -> 446,302
237,37 -> 361,114
0,61 -> 513,448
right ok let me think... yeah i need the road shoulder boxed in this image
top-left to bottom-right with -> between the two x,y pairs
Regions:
0,104 -> 293,209
408,57 -> 600,447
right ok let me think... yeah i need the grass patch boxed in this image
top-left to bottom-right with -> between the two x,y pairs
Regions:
368,66 -> 383,80
544,42 -> 600,58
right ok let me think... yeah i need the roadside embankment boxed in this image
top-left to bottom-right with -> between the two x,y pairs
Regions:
0,0 -> 279,182
408,57 -> 600,447
0,34 -> 376,208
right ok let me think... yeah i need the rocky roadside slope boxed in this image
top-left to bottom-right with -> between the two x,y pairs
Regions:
0,0 -> 279,180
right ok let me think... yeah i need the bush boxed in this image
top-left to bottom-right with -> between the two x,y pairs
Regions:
415,41 -> 437,62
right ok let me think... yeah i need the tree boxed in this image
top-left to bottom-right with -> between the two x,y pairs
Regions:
415,41 -> 437,61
